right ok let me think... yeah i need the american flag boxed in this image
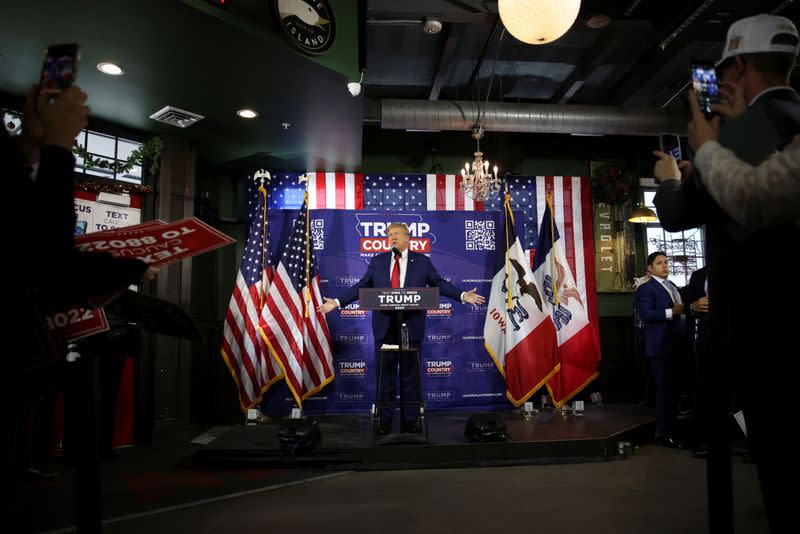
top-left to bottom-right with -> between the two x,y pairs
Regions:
265,172 -> 364,210
307,172 -> 364,209
259,195 -> 334,407
364,174 -> 486,211
484,176 -> 538,250
221,182 -> 283,410
265,174 -> 310,211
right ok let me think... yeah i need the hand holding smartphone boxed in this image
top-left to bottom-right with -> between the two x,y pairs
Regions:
32,43 -> 89,150
690,61 -> 719,120
39,44 -> 80,96
658,134 -> 682,164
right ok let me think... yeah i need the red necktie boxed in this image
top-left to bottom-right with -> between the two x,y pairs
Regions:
391,253 -> 401,288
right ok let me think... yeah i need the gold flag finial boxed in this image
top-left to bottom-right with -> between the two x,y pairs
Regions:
253,169 -> 271,188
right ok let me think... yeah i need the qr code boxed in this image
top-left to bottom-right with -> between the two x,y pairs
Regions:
311,219 -> 325,250
465,220 -> 495,250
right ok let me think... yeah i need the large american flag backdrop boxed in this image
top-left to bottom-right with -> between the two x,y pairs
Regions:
239,172 -> 600,412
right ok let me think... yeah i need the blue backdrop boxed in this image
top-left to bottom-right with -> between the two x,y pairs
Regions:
261,209 -> 525,415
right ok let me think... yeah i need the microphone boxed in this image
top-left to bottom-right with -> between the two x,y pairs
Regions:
391,246 -> 402,258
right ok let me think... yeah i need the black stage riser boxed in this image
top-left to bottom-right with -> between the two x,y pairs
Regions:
191,406 -> 656,470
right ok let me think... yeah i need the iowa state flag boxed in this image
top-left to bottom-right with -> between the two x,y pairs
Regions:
534,199 -> 600,408
484,195 -> 559,406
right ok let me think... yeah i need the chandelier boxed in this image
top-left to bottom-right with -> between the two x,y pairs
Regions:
460,126 -> 500,202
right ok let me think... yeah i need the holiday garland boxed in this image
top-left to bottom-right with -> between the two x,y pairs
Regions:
73,137 -> 164,177
75,178 -> 153,194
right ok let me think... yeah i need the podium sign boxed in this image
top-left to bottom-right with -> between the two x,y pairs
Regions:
359,288 -> 440,311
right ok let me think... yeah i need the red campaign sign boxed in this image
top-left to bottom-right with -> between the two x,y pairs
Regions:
47,223 -> 167,342
83,219 -> 166,239
47,307 -> 109,341
74,217 -> 235,266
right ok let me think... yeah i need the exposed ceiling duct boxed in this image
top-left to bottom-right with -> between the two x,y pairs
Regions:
377,99 -> 688,136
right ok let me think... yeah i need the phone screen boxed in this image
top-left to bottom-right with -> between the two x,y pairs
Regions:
691,62 -> 719,119
74,220 -> 88,235
39,44 -> 79,95
659,134 -> 682,163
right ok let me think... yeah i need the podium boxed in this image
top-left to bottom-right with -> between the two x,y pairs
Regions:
359,287 -> 439,441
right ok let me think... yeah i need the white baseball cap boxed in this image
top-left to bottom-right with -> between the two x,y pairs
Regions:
717,14 -> 799,67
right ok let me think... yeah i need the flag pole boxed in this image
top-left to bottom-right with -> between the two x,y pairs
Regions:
254,169 -> 271,307
298,174 -> 312,318
504,178 -> 514,311
547,194 -> 558,307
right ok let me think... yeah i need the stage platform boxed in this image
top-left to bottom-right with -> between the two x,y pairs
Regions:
191,404 -> 656,470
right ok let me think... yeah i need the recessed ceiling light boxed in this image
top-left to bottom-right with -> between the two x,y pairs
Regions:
237,108 -> 258,119
97,62 -> 124,76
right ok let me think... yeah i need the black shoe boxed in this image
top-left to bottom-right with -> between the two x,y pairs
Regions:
401,424 -> 420,434
660,435 -> 686,449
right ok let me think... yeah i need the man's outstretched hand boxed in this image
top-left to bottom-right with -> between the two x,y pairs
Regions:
463,287 -> 485,305
317,297 -> 338,315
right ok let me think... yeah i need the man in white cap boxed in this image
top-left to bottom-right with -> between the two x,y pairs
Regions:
653,14 -> 800,534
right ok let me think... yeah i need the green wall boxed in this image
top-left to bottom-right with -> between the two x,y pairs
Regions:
180,0 -> 360,81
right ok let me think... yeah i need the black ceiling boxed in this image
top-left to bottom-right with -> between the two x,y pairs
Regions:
364,0 -> 800,110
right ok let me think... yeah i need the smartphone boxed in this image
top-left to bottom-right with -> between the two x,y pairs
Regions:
39,43 -> 80,96
691,61 -> 719,120
659,134 -> 682,163
74,220 -> 88,235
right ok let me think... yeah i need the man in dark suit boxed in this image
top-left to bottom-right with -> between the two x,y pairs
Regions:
680,266 -> 715,459
318,222 -> 485,434
653,15 -> 800,533
633,252 -> 686,448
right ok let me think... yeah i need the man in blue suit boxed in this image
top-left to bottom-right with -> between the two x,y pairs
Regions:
633,251 -> 687,448
318,222 -> 485,434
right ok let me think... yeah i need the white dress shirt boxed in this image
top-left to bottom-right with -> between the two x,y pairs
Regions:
653,275 -> 682,319
389,247 -> 408,288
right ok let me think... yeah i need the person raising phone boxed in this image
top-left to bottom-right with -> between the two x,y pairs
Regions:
652,14 -> 800,534
685,83 -> 800,228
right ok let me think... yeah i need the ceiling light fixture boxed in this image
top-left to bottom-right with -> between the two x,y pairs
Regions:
628,203 -> 659,224
237,108 -> 258,119
97,62 -> 124,76
498,0 -> 581,45
457,30 -> 506,202
460,126 -> 500,202
422,19 -> 443,35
